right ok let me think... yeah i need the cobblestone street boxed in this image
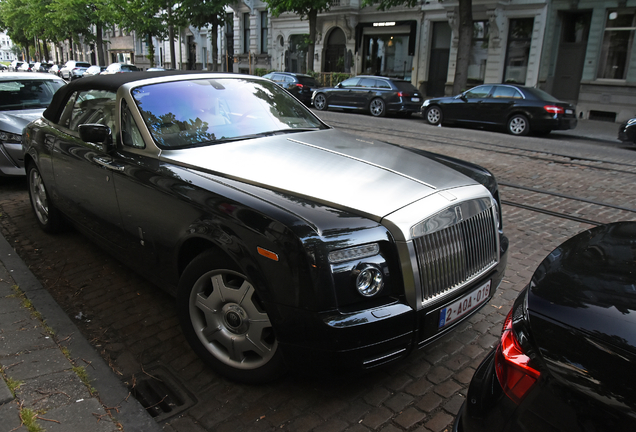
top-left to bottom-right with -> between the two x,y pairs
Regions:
1,112 -> 635,432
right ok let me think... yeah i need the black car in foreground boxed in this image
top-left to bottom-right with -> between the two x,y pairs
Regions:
23,71 -> 507,383
312,75 -> 422,117
455,221 -> 636,432
262,72 -> 320,105
618,118 -> 636,145
423,84 -> 577,136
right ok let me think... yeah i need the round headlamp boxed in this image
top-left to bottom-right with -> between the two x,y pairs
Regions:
356,266 -> 384,297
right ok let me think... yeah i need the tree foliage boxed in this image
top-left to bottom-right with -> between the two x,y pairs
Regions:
263,0 -> 333,72
178,0 -> 232,70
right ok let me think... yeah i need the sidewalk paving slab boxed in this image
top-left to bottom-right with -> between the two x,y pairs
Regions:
0,232 -> 161,432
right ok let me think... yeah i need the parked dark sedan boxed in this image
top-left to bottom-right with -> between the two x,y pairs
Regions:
312,75 -> 422,117
23,71 -> 508,383
423,84 -> 577,136
455,221 -> 636,432
262,72 -> 320,105
618,118 -> 636,145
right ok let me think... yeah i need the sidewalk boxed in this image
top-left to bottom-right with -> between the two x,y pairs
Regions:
0,233 -> 161,432
548,118 -> 621,143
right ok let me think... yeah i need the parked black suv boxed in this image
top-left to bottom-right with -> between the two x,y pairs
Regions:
262,72 -> 320,105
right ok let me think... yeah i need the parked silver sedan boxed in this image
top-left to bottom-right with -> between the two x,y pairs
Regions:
0,72 -> 65,176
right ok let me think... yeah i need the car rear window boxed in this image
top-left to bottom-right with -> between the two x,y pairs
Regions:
523,87 -> 560,102
393,81 -> 418,92
296,76 -> 318,87
77,62 -> 91,68
122,65 -> 140,71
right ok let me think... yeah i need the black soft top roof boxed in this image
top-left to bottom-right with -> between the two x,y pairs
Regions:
43,71 -> 231,122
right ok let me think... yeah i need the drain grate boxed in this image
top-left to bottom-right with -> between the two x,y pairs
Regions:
130,364 -> 197,422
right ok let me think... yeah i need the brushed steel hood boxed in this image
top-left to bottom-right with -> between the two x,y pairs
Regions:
161,129 -> 479,220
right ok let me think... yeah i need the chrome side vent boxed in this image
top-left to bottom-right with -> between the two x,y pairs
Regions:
414,206 -> 498,304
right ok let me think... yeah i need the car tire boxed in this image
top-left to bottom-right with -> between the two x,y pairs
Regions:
314,93 -> 327,111
425,106 -> 443,125
369,98 -> 386,117
177,250 -> 285,384
27,163 -> 64,233
507,114 -> 530,136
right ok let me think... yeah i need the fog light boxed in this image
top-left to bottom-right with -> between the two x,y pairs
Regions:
356,266 -> 384,297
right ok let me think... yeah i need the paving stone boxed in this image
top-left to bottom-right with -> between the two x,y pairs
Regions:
14,369 -> 91,412
38,397 -> 119,432
2,346 -> 71,381
384,392 -> 414,412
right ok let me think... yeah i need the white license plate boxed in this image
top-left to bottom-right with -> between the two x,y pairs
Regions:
566,109 -> 573,115
438,280 -> 491,328
411,97 -> 420,102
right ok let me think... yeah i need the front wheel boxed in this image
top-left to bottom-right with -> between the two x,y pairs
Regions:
507,114 -> 530,136
27,163 -> 64,233
425,106 -> 443,125
177,251 -> 285,383
313,93 -> 327,111
369,98 -> 386,117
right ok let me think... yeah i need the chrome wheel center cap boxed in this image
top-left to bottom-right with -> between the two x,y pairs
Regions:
222,304 -> 249,334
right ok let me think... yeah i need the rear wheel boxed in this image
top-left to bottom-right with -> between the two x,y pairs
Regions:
313,93 -> 327,111
507,114 -> 530,136
369,98 -> 386,117
177,251 -> 285,383
425,106 -> 443,125
27,163 -> 64,233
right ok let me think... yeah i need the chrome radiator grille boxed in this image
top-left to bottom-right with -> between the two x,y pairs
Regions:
414,207 -> 498,304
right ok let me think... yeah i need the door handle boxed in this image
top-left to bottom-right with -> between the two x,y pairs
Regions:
94,156 -> 124,171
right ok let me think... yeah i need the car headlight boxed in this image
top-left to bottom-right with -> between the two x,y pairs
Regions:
0,131 -> 22,143
627,118 -> 636,125
356,265 -> 384,297
422,99 -> 431,107
328,243 -> 380,264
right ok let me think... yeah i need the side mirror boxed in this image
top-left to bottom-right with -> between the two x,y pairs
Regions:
459,94 -> 468,101
78,124 -> 114,153
336,82 -> 343,88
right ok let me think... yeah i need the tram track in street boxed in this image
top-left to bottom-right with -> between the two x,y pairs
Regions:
328,120 -> 636,175
324,119 -> 636,227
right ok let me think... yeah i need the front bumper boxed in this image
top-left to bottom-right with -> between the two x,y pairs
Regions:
0,143 -> 25,177
275,251 -> 507,373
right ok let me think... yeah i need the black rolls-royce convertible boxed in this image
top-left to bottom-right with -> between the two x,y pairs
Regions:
23,72 -> 508,383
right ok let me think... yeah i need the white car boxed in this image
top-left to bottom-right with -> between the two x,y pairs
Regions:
59,60 -> 91,80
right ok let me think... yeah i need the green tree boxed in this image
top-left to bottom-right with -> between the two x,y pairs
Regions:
263,0 -> 333,72
0,0 -> 34,60
116,0 -> 169,67
178,1 -> 231,71
362,0 -> 473,93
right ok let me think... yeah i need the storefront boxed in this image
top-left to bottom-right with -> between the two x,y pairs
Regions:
356,21 -> 417,80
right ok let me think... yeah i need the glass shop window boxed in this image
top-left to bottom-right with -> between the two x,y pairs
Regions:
598,10 -> 635,79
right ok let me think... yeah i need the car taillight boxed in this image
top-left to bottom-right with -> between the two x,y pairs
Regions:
495,308 -> 540,404
294,83 -> 304,89
397,92 -> 410,97
544,105 -> 564,115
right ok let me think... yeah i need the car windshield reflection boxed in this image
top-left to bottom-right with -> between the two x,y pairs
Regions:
0,80 -> 65,111
132,78 -> 327,149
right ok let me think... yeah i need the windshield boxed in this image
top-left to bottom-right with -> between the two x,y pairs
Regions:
0,79 -> 64,110
132,78 -> 327,149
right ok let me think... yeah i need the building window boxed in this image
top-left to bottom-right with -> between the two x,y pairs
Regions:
202,47 -> 207,69
503,18 -> 534,84
468,21 -> 489,84
598,10 -> 635,79
260,11 -> 268,54
243,13 -> 251,54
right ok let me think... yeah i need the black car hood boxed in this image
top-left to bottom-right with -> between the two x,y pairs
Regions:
528,222 -> 636,354
526,222 -> 636,414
